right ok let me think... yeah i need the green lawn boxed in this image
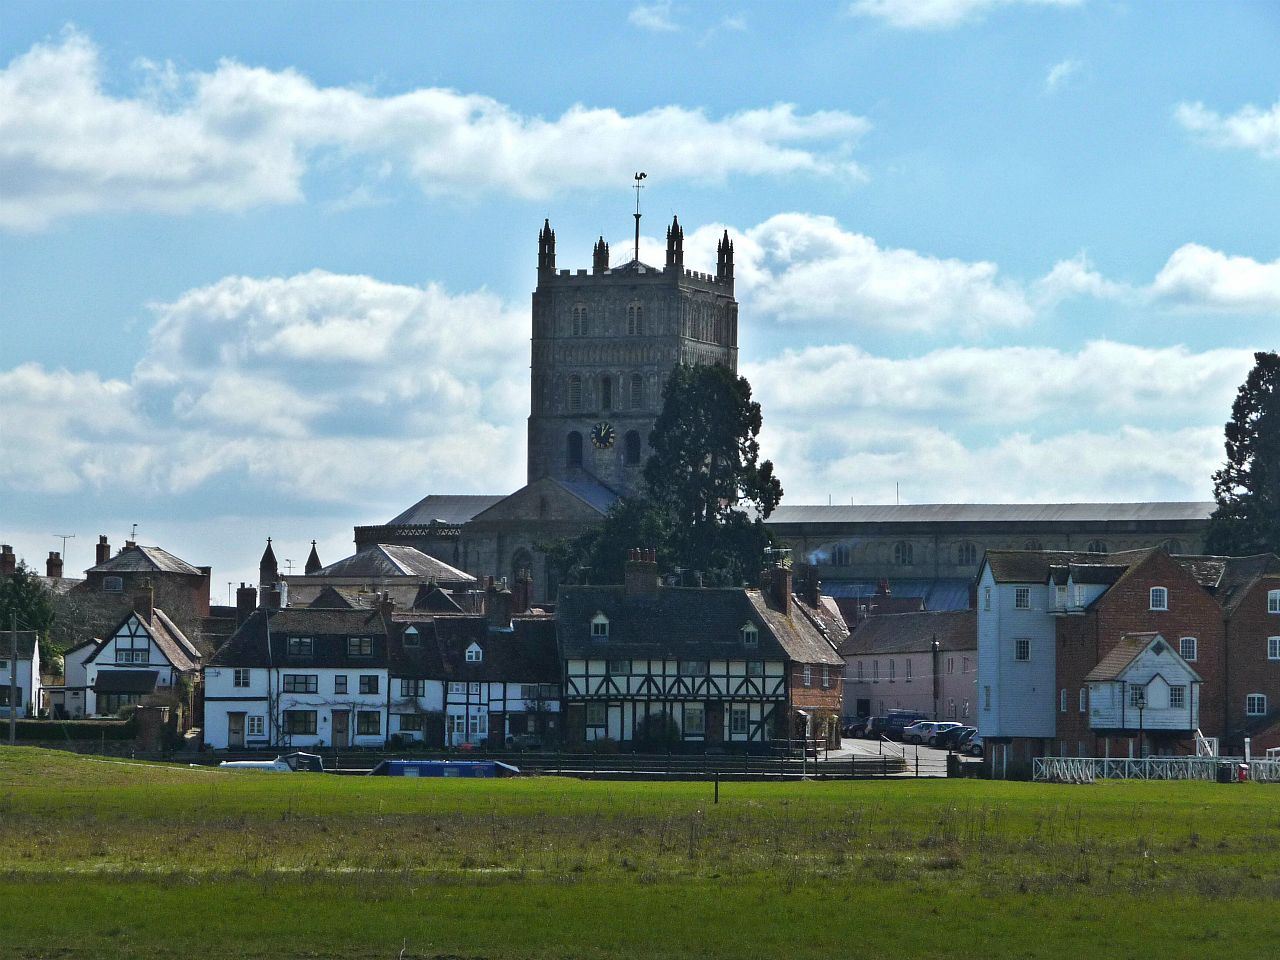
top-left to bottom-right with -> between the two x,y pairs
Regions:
0,746 -> 1276,958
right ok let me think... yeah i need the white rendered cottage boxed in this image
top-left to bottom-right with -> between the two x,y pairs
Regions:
0,631 -> 41,718
82,594 -> 201,716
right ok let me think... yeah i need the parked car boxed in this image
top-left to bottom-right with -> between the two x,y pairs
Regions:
901,721 -> 965,746
842,717 -> 871,738
935,725 -> 977,751
881,711 -> 930,741
963,733 -> 985,757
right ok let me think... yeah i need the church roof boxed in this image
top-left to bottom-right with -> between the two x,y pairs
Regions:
311,544 -> 476,582
387,494 -> 506,526
766,501 -> 1214,526
555,479 -> 621,515
86,544 -> 203,576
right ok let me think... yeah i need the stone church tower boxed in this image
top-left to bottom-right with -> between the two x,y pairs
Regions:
527,216 -> 739,497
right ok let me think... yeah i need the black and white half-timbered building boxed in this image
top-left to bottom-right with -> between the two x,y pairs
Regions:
558,551 -> 846,749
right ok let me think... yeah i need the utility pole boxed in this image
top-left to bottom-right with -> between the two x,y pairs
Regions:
9,613 -> 17,745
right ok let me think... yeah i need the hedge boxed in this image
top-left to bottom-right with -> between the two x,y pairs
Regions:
8,716 -> 138,741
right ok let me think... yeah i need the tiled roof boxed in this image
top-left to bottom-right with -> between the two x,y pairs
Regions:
84,608 -> 201,673
87,544 -> 203,576
92,669 -> 159,693
312,544 -> 475,582
307,586 -> 373,609
557,586 -> 843,666
206,607 -> 388,668
839,610 -> 976,658
388,616 -> 560,682
388,494 -> 506,526
767,502 -> 1214,525
821,578 -> 974,612
983,549 -> 1153,584
1085,633 -> 1161,682
1182,554 -> 1280,611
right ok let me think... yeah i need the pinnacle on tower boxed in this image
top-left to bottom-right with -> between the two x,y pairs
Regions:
259,537 -> 279,587
537,219 -> 556,276
716,229 -> 735,283
304,540 -> 322,575
592,236 -> 610,274
665,215 -> 684,270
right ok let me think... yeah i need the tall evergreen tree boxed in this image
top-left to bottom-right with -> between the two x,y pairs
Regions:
1206,350 -> 1280,556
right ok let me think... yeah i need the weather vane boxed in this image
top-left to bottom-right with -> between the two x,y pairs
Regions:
633,172 -> 647,264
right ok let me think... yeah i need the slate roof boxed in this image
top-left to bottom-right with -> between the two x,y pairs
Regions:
1176,554 -> 1280,611
983,549 -> 1153,584
388,494 -> 506,526
839,610 -> 976,658
84,609 -> 201,673
312,544 -> 476,582
86,544 -> 203,576
92,669 -> 160,693
388,616 -> 560,683
822,578 -> 974,612
766,502 -> 1214,525
557,586 -> 843,666
555,479 -> 621,515
307,585 -> 373,609
206,607 -> 388,669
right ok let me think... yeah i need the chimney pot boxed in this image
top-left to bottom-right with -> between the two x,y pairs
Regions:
95,535 -> 111,565
46,551 -> 64,578
235,583 -> 257,626
624,546 -> 660,596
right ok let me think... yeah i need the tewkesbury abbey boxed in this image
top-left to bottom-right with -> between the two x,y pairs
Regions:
9,206 -> 1277,774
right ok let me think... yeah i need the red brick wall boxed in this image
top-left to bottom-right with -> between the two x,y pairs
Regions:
1225,576 -> 1280,752
1055,552 -> 1227,748
789,662 -> 842,745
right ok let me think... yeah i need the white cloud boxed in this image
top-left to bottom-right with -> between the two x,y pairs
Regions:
1033,252 -> 1129,305
745,340 -> 1252,427
1176,99 -> 1280,160
1044,58 -> 1082,93
687,214 -> 1034,333
849,0 -> 1081,31
0,30 -> 869,230
1149,244 -> 1280,313
629,2 -> 680,32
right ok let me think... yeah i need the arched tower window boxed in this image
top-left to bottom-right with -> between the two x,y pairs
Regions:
567,432 -> 583,467
568,375 -> 582,411
625,430 -> 642,465
571,304 -> 587,336
894,542 -> 914,567
629,373 -> 643,409
600,376 -> 612,410
832,544 -> 851,566
627,303 -> 643,336
957,542 -> 978,566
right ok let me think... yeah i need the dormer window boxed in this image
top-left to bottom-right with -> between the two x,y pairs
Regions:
741,623 -> 758,647
287,637 -> 313,657
403,626 -> 419,648
465,642 -> 483,663
1150,587 -> 1168,611
591,613 -> 609,640
347,637 -> 373,657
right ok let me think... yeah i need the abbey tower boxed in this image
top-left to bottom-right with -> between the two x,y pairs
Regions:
527,216 -> 739,497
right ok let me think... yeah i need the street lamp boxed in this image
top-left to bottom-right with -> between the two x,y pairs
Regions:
1134,684 -> 1147,759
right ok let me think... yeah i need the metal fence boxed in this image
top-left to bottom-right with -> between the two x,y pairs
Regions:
1034,756 -> 1280,783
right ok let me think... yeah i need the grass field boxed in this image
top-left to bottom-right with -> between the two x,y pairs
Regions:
1,746 -> 1277,959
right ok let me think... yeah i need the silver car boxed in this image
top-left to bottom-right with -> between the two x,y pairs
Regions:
901,721 -> 965,746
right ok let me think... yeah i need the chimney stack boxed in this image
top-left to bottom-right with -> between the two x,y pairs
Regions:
133,582 -> 154,625
235,583 -> 257,626
0,544 -> 15,577
624,547 -> 660,596
260,586 -> 282,611
799,563 -> 821,608
512,567 -> 533,615
96,535 -> 111,565
767,559 -> 793,616
46,551 -> 63,578
487,585 -> 513,630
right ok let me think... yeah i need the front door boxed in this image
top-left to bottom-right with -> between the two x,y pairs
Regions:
227,712 -> 245,749
332,710 -> 350,748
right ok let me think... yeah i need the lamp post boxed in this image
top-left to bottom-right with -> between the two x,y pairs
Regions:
1134,685 -> 1147,759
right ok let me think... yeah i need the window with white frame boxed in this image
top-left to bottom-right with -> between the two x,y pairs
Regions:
802,664 -> 812,687
233,668 -> 250,688
585,702 -> 606,725
1079,688 -> 1087,713
983,587 -> 991,611
730,707 -> 749,736
1129,686 -> 1146,708
1014,587 -> 1031,609
822,666 -> 831,688
905,659 -> 912,682
347,637 -> 373,657
468,682 -> 480,695
448,681 -> 465,695
284,710 -> 316,735
1247,693 -> 1267,716
1060,689 -> 1067,713
679,660 -> 707,676
1150,587 -> 1168,611
1014,639 -> 1030,661
1169,686 -> 1186,709
283,674 -> 317,694
287,637 -> 313,657
102,576 -> 124,593
741,623 -> 758,647
465,643 -> 483,662
607,659 -> 630,676
1269,636 -> 1280,661
334,675 -> 348,694
1269,590 -> 1280,614
961,699 -> 969,718
400,678 -> 425,697
748,661 -> 764,677
872,660 -> 879,682
832,544 -> 851,566
888,659 -> 896,681
591,613 -> 609,640
1180,636 -> 1198,662
357,711 -> 381,736
246,716 -> 265,737
467,713 -> 487,737
683,703 -> 705,736
115,631 -> 149,664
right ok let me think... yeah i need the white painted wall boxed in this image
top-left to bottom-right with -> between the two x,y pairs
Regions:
977,567 -> 1057,739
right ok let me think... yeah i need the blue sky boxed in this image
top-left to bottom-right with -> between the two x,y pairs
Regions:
1,0 -> 1277,592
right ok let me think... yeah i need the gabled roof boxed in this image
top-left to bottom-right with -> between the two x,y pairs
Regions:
412,586 -> 465,613
388,494 -> 507,526
839,610 -> 976,658
84,609 -> 201,672
467,477 -> 621,525
207,607 -> 388,668
557,585 -> 842,666
1085,632 -> 1203,683
767,502 -> 1214,525
307,585 -> 373,609
86,544 -> 203,576
983,549 -> 1153,584
1174,554 -> 1280,611
388,616 -> 559,682
311,544 -> 475,582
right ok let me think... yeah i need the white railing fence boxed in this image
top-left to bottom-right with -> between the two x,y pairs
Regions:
1034,756 -> 1280,783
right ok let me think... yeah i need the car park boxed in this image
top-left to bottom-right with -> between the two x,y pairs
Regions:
901,721 -> 965,746
935,725 -> 977,751
881,711 -> 930,741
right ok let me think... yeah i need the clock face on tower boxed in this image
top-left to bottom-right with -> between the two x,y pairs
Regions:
590,421 -> 616,449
